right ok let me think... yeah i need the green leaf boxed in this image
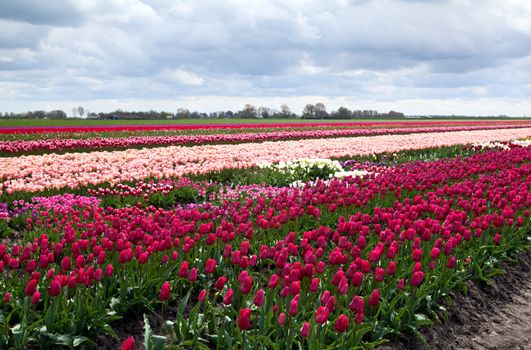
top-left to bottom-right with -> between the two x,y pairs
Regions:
224,329 -> 232,350
152,335 -> 166,350
144,314 -> 153,350
73,336 -> 90,347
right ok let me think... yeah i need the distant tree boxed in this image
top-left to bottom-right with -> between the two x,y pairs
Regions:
47,110 -> 67,119
77,106 -> 85,118
226,110 -> 234,118
71,108 -> 78,118
332,106 -> 352,119
257,106 -> 275,119
302,104 -> 316,119
277,104 -> 293,118
239,104 -> 257,118
314,103 -> 328,119
176,108 -> 191,119
33,110 -> 47,119
160,111 -> 171,119
385,110 -> 405,118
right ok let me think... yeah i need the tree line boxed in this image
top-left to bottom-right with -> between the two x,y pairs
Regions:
0,103 -> 405,120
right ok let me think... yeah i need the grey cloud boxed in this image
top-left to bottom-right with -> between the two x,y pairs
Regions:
0,0 -> 85,26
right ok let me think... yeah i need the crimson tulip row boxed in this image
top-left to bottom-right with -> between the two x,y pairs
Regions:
3,119 -> 530,135
0,146 -> 529,349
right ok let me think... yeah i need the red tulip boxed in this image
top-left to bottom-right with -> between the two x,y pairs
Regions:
254,289 -> 265,307
159,281 -> 171,301
204,258 -> 216,274
31,291 -> 41,305
49,280 -> 61,297
309,277 -> 320,292
198,289 -> 206,302
122,336 -> 135,350
223,288 -> 234,305
240,275 -> 253,294
314,306 -> 329,324
25,279 -> 38,296
4,292 -> 10,303
300,321 -> 310,337
277,312 -> 286,325
104,264 -> 114,277
368,289 -> 380,307
387,261 -> 396,276
431,247 -> 441,260
447,256 -> 456,269
397,278 -> 405,290
349,295 -> 364,314
374,268 -> 385,282
268,274 -> 279,289
411,271 -> 425,287
60,256 -> 71,271
215,276 -> 227,290
188,268 -> 198,282
334,314 -> 349,333
289,296 -> 299,316
237,308 -> 251,330
351,271 -> 363,287
412,248 -> 423,262
178,261 -> 189,278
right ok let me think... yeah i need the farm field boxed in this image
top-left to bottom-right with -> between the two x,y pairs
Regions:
0,121 -> 530,349
3,117 -> 531,127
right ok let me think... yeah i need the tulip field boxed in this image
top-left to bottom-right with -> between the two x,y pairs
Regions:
0,121 -> 530,349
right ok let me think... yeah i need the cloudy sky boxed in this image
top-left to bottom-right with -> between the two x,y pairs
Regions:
2,0 -> 531,116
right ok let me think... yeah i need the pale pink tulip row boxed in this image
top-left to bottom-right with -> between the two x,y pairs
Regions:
2,127 -> 530,195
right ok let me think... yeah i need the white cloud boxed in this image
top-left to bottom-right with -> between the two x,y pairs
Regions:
161,68 -> 205,86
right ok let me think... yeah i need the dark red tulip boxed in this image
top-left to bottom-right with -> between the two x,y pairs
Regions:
314,306 -> 329,324
198,289 -> 206,302
300,321 -> 310,337
159,281 -> 170,301
254,289 -> 265,307
31,291 -> 41,305
223,288 -> 234,305
204,258 -> 216,274
411,271 -> 425,287
49,280 -> 61,297
368,289 -> 380,307
25,279 -> 38,296
237,308 -> 251,330
334,314 -> 349,333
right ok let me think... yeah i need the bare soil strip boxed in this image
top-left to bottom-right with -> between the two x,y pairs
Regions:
381,250 -> 531,350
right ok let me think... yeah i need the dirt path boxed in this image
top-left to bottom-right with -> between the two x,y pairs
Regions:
381,250 -> 531,350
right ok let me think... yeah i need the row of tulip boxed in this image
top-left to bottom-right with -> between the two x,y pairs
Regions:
1,124 -> 529,156
3,119 -> 530,135
1,127 -> 531,197
0,144 -> 529,348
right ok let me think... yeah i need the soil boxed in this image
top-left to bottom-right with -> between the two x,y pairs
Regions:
379,250 -> 531,350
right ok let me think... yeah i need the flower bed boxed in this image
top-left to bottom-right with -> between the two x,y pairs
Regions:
1,124 -> 529,156
0,141 -> 529,348
1,127 -> 530,196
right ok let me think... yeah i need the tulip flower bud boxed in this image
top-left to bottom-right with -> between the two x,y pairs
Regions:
334,314 -> 349,333
237,308 -> 251,330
